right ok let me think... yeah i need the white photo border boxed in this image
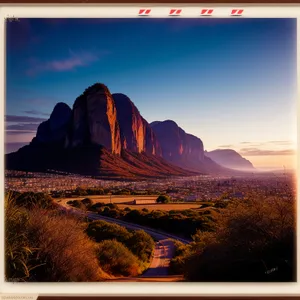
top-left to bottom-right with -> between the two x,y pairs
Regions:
0,3 -> 299,296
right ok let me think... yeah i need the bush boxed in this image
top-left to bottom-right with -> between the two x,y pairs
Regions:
85,220 -> 132,243
214,200 -> 228,208
185,196 -> 296,282
96,240 -> 141,276
124,230 -> 155,263
156,195 -> 170,203
105,203 -> 118,209
124,209 -> 142,222
169,240 -> 191,275
108,209 -> 120,218
26,209 -> 108,282
81,198 -> 93,207
75,187 -> 88,196
5,192 -> 109,282
5,193 -> 31,281
67,200 -> 86,210
13,191 -> 57,210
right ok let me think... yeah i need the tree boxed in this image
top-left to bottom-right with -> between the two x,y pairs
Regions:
156,195 -> 170,204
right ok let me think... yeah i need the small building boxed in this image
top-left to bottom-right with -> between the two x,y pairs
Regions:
133,199 -> 157,205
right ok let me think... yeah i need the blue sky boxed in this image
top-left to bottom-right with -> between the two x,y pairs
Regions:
5,18 -> 297,168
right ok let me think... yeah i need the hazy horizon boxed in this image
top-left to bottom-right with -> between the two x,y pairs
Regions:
5,18 -> 297,169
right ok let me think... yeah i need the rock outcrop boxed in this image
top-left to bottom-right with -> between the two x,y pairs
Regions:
205,149 -> 255,170
150,120 -> 204,162
113,93 -> 162,156
6,83 -> 196,178
150,120 -> 233,174
70,83 -> 122,155
6,82 -> 250,178
32,102 -> 72,146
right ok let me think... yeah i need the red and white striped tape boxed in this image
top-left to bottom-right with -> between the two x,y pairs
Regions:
139,9 -> 151,16
169,9 -> 182,16
231,9 -> 244,16
201,9 -> 214,16
137,8 -> 246,17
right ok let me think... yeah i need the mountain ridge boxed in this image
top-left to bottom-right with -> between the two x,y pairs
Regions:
5,82 -> 254,178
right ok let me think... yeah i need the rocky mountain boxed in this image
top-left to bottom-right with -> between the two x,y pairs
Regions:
150,120 -> 204,161
6,83 -> 195,179
205,149 -> 255,171
150,120 -> 226,174
68,84 -> 122,154
31,102 -> 72,147
112,93 -> 162,156
6,82 -> 247,178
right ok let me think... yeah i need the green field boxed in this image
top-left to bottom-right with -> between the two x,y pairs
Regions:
59,195 -> 201,211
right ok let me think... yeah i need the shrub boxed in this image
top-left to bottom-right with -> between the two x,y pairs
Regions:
124,209 -> 142,222
85,220 -> 132,243
169,240 -> 191,275
5,192 -> 109,282
156,195 -> 170,203
90,202 -> 105,212
81,198 -> 93,207
185,196 -> 296,282
75,187 -> 88,196
105,203 -> 118,209
199,203 -> 212,208
108,208 -> 120,218
26,209 -> 108,282
5,193 -> 31,281
67,200 -> 86,210
96,240 -> 141,276
214,200 -> 228,208
124,230 -> 155,263
13,192 -> 57,210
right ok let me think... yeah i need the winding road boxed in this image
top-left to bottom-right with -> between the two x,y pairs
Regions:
58,201 -> 191,281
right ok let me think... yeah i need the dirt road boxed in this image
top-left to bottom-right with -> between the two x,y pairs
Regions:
59,204 -> 190,281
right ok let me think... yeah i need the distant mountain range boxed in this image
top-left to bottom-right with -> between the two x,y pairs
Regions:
205,149 -> 255,171
6,83 -> 254,179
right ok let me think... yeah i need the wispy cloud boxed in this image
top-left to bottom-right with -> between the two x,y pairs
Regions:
26,50 -> 101,76
6,130 -> 37,135
26,50 -> 99,76
23,109 -> 50,116
240,148 -> 295,156
217,144 -> 233,148
266,140 -> 293,146
5,115 -> 47,123
6,123 -> 40,131
239,140 -> 293,147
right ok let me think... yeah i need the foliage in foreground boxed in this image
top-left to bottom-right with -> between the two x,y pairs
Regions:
5,192 -> 109,282
6,191 -> 156,281
96,240 -> 141,276
86,220 -> 155,267
170,196 -> 296,282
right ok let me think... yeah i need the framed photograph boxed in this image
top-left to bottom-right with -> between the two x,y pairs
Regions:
1,0 -> 299,299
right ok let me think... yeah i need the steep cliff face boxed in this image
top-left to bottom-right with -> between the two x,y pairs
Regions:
143,118 -> 162,156
150,120 -> 204,163
186,134 -> 205,161
33,102 -> 72,146
113,93 -> 162,156
9,82 -> 243,177
71,84 -> 121,155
